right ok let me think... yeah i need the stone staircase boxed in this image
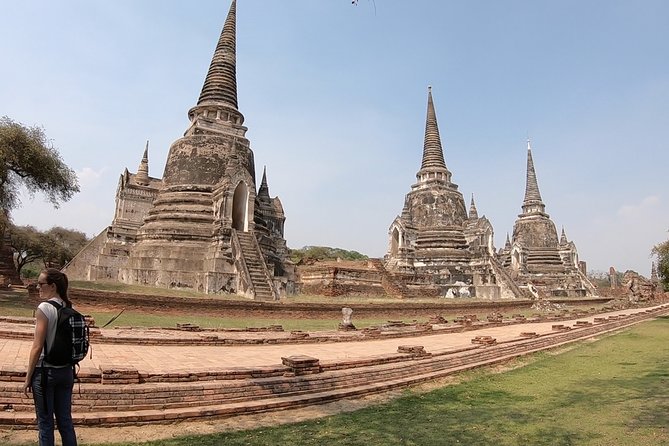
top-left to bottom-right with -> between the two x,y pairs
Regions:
234,230 -> 277,300
489,257 -> 530,299
2,305 -> 667,427
370,259 -> 412,298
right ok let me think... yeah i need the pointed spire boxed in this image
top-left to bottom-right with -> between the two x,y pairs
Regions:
186,0 -> 245,135
468,194 -> 479,219
197,0 -> 238,109
257,166 -> 270,201
522,139 -> 546,214
560,227 -> 568,245
135,140 -> 150,186
419,86 -> 448,173
505,232 -> 511,249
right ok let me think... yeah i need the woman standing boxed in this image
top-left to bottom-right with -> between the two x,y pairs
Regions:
23,268 -> 77,446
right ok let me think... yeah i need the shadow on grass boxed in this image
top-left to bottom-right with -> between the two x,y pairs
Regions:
536,317 -> 669,433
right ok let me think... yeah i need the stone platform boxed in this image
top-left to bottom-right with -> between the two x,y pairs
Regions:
1,304 -> 668,427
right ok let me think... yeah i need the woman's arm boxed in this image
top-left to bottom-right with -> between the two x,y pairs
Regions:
23,308 -> 48,396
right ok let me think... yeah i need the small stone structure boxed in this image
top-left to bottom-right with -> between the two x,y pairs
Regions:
610,267 -> 619,289
281,355 -> 321,376
622,271 -> 658,303
338,307 -> 356,331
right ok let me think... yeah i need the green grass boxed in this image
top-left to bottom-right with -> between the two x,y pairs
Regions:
0,286 -> 610,331
0,289 -> 426,330
87,311 -> 403,331
85,317 -> 669,446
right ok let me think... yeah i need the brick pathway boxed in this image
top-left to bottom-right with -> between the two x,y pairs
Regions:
2,306 -> 662,375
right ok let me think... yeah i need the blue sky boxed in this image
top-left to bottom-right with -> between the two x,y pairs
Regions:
2,0 -> 668,276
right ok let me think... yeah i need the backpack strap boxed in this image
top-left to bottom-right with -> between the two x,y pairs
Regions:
42,300 -> 63,366
45,300 -> 62,310
39,301 -> 62,409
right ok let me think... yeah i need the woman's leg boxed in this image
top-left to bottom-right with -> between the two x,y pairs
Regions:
53,367 -> 77,446
31,367 -> 55,446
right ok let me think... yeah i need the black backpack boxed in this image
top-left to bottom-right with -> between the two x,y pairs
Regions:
43,300 -> 90,367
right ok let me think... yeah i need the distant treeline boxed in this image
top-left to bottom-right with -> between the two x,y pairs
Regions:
289,246 -> 368,264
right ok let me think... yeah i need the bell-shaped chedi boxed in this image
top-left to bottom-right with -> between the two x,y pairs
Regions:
384,87 -> 510,299
502,140 -> 596,297
65,0 -> 292,299
511,140 -> 560,249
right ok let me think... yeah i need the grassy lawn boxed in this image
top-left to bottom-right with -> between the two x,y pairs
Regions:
83,317 -> 668,446
86,312 -> 402,331
0,289 -> 425,330
0,285 -> 610,331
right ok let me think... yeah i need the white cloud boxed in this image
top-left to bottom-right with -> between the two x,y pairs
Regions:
76,167 -> 107,188
617,195 -> 660,218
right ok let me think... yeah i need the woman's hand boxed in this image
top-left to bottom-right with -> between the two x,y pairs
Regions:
23,377 -> 32,397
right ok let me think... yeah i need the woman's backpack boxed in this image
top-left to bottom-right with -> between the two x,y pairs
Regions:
43,301 -> 90,366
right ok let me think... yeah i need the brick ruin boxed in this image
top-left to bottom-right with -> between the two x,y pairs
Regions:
65,0 -> 293,299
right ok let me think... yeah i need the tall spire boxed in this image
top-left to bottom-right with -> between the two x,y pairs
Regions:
505,232 -> 511,249
522,139 -> 546,214
468,194 -> 479,219
560,227 -> 568,245
257,166 -> 270,202
420,86 -> 448,173
197,0 -> 238,109
415,86 -> 453,185
135,140 -> 150,186
186,0 -> 245,136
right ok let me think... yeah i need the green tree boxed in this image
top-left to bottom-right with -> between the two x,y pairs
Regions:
0,116 -> 80,279
7,225 -> 45,277
289,245 -> 368,264
47,226 -> 89,259
652,238 -> 669,291
0,116 -> 79,214
6,225 -> 88,277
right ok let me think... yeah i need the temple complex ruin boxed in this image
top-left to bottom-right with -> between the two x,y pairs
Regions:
299,91 -> 597,299
61,1 -> 598,301
65,0 -> 293,299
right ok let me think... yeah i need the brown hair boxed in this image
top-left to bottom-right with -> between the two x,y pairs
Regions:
41,268 -> 72,308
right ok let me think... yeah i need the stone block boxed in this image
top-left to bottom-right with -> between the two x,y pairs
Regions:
281,355 -> 321,376
397,345 -> 428,355
471,336 -> 497,345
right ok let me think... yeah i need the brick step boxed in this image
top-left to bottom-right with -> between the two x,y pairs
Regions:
1,307 -> 666,425
0,321 -> 638,414
0,340 -> 549,414
6,317 -> 644,428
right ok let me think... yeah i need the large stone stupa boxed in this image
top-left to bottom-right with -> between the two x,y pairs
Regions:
65,0 -> 293,299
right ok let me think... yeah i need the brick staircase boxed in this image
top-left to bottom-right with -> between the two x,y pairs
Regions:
2,305 -> 667,427
490,257 -> 531,299
370,259 -> 412,298
234,230 -> 277,300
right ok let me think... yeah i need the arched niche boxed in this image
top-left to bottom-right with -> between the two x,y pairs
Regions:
390,227 -> 401,256
232,182 -> 249,231
511,249 -> 521,270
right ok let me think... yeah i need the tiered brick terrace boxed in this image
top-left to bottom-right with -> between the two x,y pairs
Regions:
1,303 -> 668,427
